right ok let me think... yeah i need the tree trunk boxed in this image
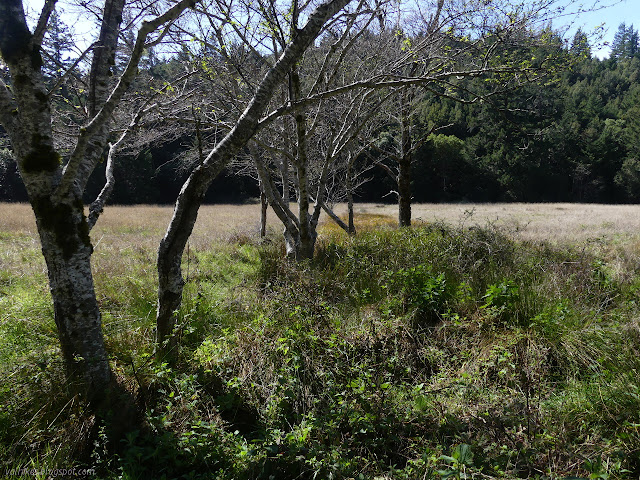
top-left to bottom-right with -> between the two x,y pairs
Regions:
32,194 -> 111,398
283,225 -> 317,260
346,156 -> 356,235
398,103 -> 412,227
0,0 -> 192,400
260,189 -> 268,238
298,228 -> 317,260
290,70 -> 317,260
397,155 -> 412,227
347,197 -> 356,234
157,175 -> 207,357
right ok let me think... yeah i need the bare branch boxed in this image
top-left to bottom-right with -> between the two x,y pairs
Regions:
377,160 -> 397,181
47,42 -> 98,98
58,0 -> 196,199
33,0 -> 57,46
317,198 -> 351,233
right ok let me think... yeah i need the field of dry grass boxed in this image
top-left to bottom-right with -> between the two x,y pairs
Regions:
3,201 -> 640,247
335,202 -> 640,244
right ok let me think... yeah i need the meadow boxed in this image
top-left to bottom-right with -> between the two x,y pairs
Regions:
1,202 -> 640,479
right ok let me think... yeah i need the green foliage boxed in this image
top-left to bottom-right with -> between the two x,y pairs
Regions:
3,225 -> 640,478
611,23 -> 639,60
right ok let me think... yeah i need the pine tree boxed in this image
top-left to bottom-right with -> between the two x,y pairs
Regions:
630,26 -> 639,56
570,28 -> 591,59
611,23 -> 639,59
41,9 -> 74,79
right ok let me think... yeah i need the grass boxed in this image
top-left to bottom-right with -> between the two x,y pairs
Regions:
1,202 -> 640,478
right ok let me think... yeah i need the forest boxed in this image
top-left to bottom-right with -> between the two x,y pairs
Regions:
3,19 -> 640,206
2,0 -> 640,478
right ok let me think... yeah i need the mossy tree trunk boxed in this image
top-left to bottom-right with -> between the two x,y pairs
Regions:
34,196 -> 111,393
0,0 -> 113,397
0,0 -> 193,398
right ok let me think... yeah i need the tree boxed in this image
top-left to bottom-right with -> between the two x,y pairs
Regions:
40,8 -> 73,80
611,23 -> 639,59
373,87 -> 439,227
570,28 -> 591,59
154,0 -> 600,357
0,0 -> 194,400
156,0 -> 357,353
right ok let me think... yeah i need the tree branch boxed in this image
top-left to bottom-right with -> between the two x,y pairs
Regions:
33,0 -> 57,47
258,65 -> 543,127
47,42 -> 98,98
316,197 -> 350,233
58,0 -> 196,199
251,144 -> 301,231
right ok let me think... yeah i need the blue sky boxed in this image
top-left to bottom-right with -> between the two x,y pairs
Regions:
558,0 -> 640,58
22,0 -> 640,60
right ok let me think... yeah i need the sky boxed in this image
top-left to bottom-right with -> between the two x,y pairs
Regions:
557,0 -> 640,58
22,0 -> 640,60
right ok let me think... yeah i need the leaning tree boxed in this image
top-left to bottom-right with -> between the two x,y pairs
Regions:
155,0 -> 363,353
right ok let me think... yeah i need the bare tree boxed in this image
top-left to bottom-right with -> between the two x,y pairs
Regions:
344,0 -> 588,227
0,0 -> 194,399
154,0 -> 601,356
155,0 -> 358,354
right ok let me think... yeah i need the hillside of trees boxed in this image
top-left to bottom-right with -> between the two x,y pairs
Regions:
3,22 -> 640,205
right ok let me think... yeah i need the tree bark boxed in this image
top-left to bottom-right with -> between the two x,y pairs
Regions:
260,188 -> 268,238
0,0 -> 193,395
290,70 -> 317,260
398,99 -> 412,227
0,0 -> 112,398
397,154 -> 412,227
34,195 -> 111,394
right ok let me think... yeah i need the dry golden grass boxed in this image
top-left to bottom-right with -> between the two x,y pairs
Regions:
3,201 -> 640,250
330,202 -> 640,244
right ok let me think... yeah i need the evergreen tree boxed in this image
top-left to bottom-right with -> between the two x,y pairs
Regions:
611,23 -> 639,59
570,28 -> 591,59
41,9 -> 74,80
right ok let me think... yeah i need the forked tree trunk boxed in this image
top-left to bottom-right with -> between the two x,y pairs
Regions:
0,1 -> 113,398
1,0 -> 192,401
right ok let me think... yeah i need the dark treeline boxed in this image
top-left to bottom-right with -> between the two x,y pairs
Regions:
399,23 -> 640,204
2,23 -> 640,205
